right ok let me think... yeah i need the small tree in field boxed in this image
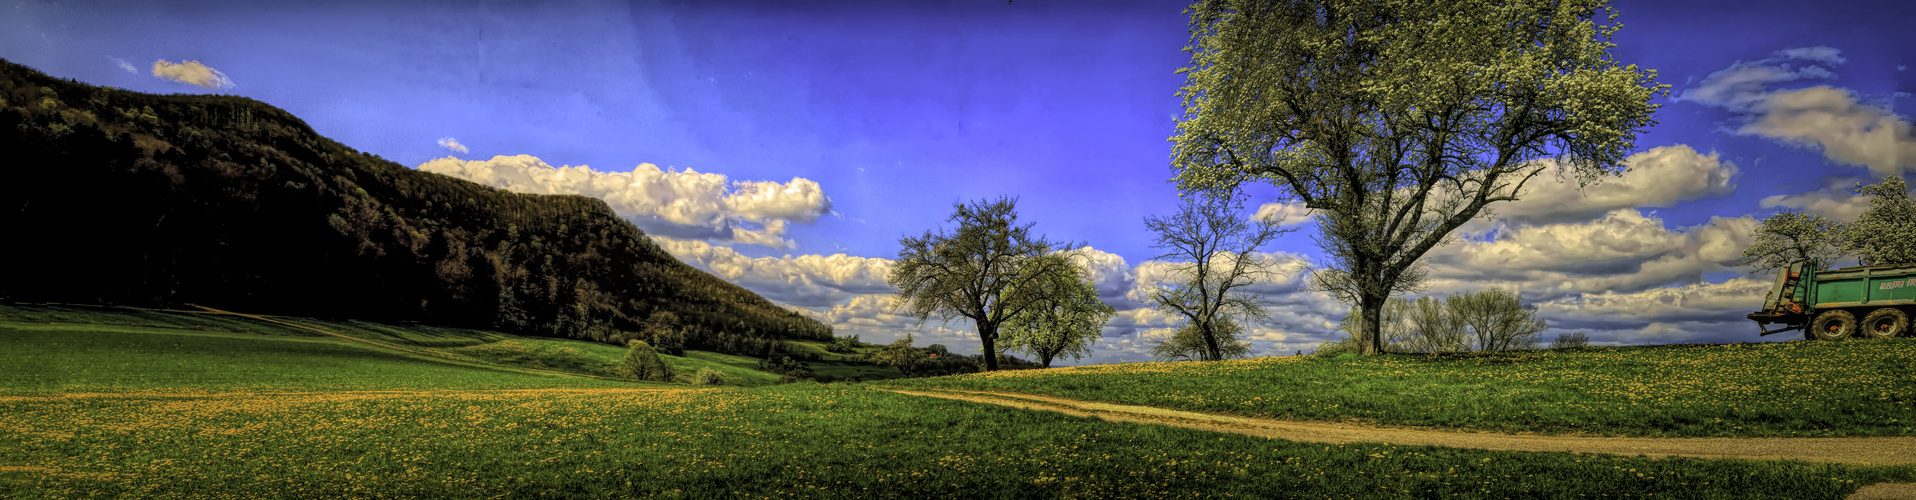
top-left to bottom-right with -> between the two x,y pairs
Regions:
1449,289 -> 1547,352
642,311 -> 688,356
1403,295 -> 1469,353
622,340 -> 673,382
1002,254 -> 1115,368
1151,317 -> 1255,362
1144,194 -> 1294,361
888,197 -> 1079,371
873,336 -> 926,376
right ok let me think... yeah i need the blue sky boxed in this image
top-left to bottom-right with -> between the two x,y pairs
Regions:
6,0 -> 1913,364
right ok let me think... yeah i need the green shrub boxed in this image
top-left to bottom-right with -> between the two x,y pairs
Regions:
691,368 -> 725,386
621,340 -> 673,382
1314,335 -> 1359,357
1552,331 -> 1591,350
826,334 -> 862,353
872,338 -> 925,375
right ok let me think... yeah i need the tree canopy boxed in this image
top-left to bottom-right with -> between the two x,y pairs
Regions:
1168,0 -> 1665,354
1842,176 -> 1916,266
1739,176 -> 1916,272
887,197 -> 1077,371
1738,209 -> 1847,273
1001,255 -> 1114,368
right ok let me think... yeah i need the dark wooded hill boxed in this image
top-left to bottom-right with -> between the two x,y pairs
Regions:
0,58 -> 830,354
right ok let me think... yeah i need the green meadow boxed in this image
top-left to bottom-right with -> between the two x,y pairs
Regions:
0,304 -> 903,390
3,304 -> 1914,499
884,341 -> 1916,438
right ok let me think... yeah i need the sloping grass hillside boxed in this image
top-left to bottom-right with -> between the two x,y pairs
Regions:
0,307 -> 633,393
883,341 -> 1916,438
0,303 -> 902,389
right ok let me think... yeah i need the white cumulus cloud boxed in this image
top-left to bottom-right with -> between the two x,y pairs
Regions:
1484,145 -> 1738,227
418,155 -> 831,249
151,59 -> 233,89
1758,176 -> 1875,223
1679,47 -> 1916,177
1739,86 -> 1916,176
1424,210 -> 1759,299
650,236 -> 894,307
437,137 -> 469,154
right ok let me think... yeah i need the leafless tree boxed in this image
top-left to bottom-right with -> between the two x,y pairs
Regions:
1144,194 -> 1296,361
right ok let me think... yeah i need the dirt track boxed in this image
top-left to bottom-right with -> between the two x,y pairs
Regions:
880,388 -> 1916,466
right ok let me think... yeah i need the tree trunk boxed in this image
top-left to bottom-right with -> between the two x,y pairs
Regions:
1359,295 -> 1385,355
1200,319 -> 1222,361
1039,353 -> 1053,368
979,322 -> 1000,371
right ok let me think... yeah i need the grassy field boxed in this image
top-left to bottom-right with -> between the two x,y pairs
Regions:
883,341 -> 1916,438
6,303 -> 1916,498
0,304 -> 905,387
0,321 -> 635,393
6,382 -> 1913,499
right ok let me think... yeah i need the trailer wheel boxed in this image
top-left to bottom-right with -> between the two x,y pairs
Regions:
1811,310 -> 1856,340
1861,308 -> 1907,339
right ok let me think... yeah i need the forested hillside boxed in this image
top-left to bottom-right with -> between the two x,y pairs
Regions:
0,58 -> 831,353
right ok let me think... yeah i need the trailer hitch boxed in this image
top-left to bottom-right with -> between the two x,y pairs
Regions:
1748,311 -> 1805,336
1757,322 -> 1804,336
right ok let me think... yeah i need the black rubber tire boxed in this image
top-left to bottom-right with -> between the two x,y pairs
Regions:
1862,308 -> 1908,339
1811,310 -> 1856,340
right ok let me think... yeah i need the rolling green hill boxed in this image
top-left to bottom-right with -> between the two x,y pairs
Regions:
0,58 -> 829,356
0,303 -> 902,391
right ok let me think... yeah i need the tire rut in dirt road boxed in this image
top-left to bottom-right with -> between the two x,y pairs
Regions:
879,388 -> 1916,466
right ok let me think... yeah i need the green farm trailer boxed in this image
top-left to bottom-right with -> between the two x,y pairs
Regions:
1748,259 -> 1916,340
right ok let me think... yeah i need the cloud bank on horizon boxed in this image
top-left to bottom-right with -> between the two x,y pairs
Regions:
414,43 -> 1904,366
